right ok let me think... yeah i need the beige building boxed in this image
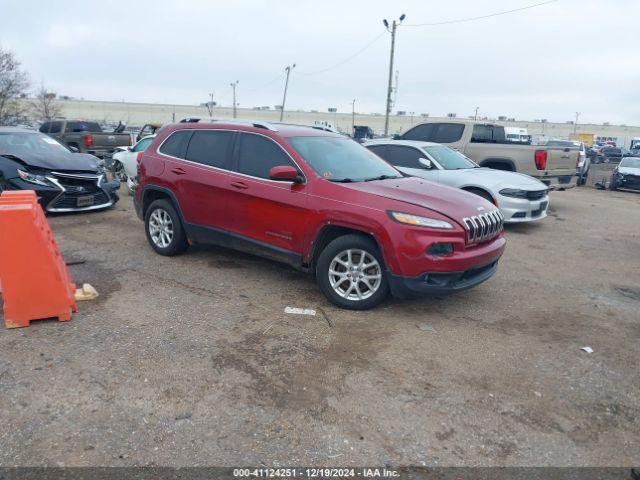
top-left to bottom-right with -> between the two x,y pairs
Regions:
30,98 -> 640,148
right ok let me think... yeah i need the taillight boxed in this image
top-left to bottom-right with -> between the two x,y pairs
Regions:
128,135 -> 133,146
576,153 -> 581,167
136,152 -> 143,163
534,150 -> 547,170
84,135 -> 92,148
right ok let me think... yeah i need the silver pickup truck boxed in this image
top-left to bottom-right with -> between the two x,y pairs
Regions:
39,120 -> 131,159
395,120 -> 579,189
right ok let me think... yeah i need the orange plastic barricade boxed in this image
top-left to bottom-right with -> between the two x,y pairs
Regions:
0,190 -> 77,328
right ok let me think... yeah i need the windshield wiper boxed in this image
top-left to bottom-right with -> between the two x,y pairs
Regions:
363,174 -> 402,182
328,178 -> 354,183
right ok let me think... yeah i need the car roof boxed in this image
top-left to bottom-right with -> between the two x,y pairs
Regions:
364,139 -> 440,148
171,119 -> 343,138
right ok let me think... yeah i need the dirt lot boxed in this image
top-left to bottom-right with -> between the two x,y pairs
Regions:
1,169 -> 639,467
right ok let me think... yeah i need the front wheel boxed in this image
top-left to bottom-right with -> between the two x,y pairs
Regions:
144,199 -> 188,256
316,234 -> 389,310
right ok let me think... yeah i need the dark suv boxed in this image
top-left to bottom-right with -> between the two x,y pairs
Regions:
134,120 -> 506,310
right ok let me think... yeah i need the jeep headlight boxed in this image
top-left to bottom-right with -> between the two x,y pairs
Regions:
17,169 -> 50,187
389,211 -> 453,229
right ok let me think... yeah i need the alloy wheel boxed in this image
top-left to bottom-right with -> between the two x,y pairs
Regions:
148,208 -> 174,248
328,249 -> 382,301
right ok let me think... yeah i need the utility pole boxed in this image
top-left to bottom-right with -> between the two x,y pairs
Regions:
352,99 -> 356,135
230,81 -> 239,118
207,92 -> 215,117
574,112 -> 580,133
474,107 -> 479,121
280,64 -> 296,121
383,14 -> 405,136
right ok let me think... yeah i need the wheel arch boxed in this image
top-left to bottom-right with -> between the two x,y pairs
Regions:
141,185 -> 184,222
479,158 -> 516,172
308,223 -> 389,271
460,185 -> 498,205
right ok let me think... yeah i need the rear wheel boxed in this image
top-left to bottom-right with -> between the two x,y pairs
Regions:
316,234 -> 389,310
144,199 -> 188,256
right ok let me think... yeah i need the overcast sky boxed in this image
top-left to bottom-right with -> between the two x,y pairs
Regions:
2,0 -> 639,124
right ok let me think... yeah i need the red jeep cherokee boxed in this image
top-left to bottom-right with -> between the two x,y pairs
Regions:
134,120 -> 506,310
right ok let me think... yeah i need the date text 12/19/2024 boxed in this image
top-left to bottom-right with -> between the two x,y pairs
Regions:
233,468 -> 400,478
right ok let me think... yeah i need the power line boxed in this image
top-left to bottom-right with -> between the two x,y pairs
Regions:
403,0 -> 558,27
243,72 -> 286,93
298,30 -> 387,76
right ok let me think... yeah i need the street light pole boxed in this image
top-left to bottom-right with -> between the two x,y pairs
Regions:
383,14 -> 405,137
352,99 -> 356,135
474,106 -> 479,121
574,112 -> 580,134
230,81 -> 239,118
280,64 -> 296,122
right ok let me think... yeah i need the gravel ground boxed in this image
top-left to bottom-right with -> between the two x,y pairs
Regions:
1,173 -> 639,467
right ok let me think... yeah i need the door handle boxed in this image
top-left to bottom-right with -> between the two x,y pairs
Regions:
171,167 -> 186,175
230,181 -> 249,190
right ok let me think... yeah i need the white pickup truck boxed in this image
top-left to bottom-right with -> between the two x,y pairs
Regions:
395,120 -> 579,189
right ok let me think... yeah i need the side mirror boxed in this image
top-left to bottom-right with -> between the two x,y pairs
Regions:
418,157 -> 432,169
269,165 -> 303,183
68,145 -> 79,153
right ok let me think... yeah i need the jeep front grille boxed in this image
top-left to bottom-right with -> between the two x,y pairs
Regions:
463,210 -> 504,245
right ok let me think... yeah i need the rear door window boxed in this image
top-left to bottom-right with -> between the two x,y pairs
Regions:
432,123 -> 464,143
366,145 -> 388,158
236,133 -> 295,179
65,121 -> 101,133
48,122 -> 62,134
401,123 -> 436,141
471,125 -> 493,143
39,122 -> 50,133
185,130 -> 235,168
159,130 -> 192,159
471,125 -> 506,143
385,145 -> 423,168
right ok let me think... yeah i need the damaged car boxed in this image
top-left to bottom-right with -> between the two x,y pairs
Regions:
610,156 -> 640,191
0,127 -> 120,212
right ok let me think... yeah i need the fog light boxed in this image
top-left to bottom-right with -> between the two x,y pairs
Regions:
427,242 -> 454,255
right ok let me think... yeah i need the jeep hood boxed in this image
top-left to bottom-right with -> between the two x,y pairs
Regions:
0,151 -> 103,172
342,177 -> 497,223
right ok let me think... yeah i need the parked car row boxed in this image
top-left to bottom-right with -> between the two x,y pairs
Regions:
1,118 -> 615,310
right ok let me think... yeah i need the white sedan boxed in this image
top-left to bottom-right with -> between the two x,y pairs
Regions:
111,135 -> 155,194
365,139 -> 550,223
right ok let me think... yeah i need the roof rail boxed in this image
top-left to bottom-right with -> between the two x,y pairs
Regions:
178,117 -> 278,131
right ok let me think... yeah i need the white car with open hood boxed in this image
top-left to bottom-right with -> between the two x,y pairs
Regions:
365,139 -> 550,223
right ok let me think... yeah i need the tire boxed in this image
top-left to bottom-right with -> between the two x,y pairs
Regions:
316,234 -> 389,310
144,199 -> 188,256
610,178 -> 618,191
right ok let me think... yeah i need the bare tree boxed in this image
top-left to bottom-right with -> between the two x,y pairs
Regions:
31,85 -> 62,122
0,46 -> 29,125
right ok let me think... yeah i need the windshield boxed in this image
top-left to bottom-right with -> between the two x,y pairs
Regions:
287,136 -> 401,182
0,132 -> 71,157
620,157 -> 640,168
422,145 -> 477,170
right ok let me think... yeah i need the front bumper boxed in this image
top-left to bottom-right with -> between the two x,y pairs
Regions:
612,173 -> 640,191
8,173 -> 119,213
499,195 -> 549,223
388,259 -> 499,298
